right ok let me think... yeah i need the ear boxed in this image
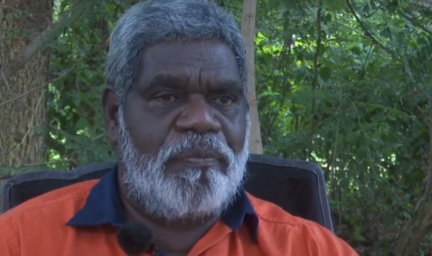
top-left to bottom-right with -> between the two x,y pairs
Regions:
102,87 -> 119,147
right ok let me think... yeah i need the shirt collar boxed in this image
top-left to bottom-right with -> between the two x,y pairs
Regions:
66,165 -> 259,239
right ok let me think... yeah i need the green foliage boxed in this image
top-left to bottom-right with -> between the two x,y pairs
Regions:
3,0 -> 432,254
47,0 -> 137,169
252,0 -> 432,254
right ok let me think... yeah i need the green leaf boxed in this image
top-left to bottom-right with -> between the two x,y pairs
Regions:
319,66 -> 332,81
75,118 -> 89,130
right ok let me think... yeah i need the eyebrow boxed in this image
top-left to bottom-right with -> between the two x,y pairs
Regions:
209,80 -> 244,94
145,74 -> 243,92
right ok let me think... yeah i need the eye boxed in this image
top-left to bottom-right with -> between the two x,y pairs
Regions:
212,96 -> 235,106
154,94 -> 178,104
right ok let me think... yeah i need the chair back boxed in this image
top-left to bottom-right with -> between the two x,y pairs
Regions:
1,154 -> 334,232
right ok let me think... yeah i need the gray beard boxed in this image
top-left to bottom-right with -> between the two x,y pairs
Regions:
117,108 -> 250,223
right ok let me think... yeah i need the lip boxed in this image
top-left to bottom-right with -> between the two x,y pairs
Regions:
173,148 -> 222,166
174,148 -> 221,159
178,157 -> 219,166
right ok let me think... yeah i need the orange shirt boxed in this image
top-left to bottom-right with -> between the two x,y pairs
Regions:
0,167 -> 358,256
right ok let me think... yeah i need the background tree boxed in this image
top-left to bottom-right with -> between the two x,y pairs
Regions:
241,0 -> 263,154
1,0 -> 432,255
0,0 -> 52,172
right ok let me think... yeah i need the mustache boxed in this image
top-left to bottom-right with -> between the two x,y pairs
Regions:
156,132 -> 235,164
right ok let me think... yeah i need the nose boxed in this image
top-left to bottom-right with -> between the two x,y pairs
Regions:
175,94 -> 222,134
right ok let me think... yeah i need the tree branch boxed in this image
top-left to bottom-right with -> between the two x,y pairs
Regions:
399,11 -> 432,36
0,84 -> 45,107
311,0 -> 322,134
265,37 -> 293,138
346,0 -> 396,56
0,1 -> 88,88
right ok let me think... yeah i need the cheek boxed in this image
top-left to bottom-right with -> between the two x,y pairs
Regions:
127,122 -> 161,154
123,107 -> 170,155
223,114 -> 247,153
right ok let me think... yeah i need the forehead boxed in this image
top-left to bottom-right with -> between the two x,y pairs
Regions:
137,38 -> 242,89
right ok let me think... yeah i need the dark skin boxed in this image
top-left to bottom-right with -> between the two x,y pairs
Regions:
102,38 -> 248,256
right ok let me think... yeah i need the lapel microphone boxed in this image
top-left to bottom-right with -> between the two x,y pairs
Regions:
116,221 -> 170,256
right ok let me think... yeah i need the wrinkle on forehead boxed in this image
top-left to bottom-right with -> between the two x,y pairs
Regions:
143,70 -> 242,93
136,39 -> 242,91
142,38 -> 237,67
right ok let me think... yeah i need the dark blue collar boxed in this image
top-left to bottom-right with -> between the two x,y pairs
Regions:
66,165 -> 259,239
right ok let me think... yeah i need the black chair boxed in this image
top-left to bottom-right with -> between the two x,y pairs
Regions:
1,154 -> 334,232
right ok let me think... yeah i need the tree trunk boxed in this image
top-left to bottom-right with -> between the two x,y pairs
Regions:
395,106 -> 432,256
0,0 -> 52,169
241,0 -> 263,154
395,199 -> 432,256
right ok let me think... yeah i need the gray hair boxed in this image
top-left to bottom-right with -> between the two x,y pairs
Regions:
105,0 -> 247,106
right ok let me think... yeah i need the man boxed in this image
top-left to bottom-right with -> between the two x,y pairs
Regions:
0,0 -> 358,255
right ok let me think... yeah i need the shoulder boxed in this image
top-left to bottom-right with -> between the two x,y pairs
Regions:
0,179 -> 98,254
0,179 -> 98,221
247,193 -> 358,256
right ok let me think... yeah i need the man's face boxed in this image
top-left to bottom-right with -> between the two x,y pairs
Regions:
107,38 -> 250,222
